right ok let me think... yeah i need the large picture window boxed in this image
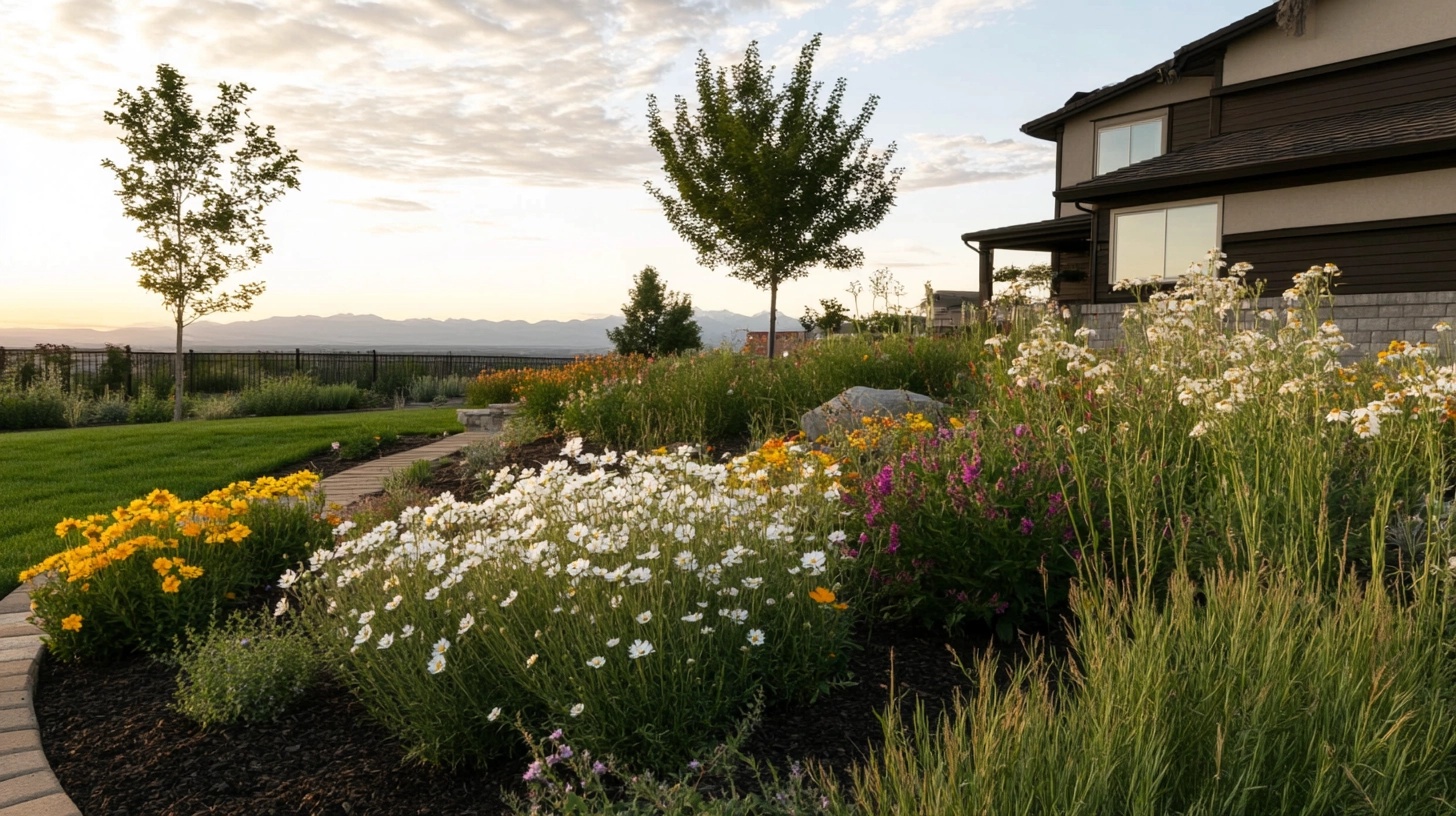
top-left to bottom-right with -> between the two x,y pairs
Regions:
1096,117 -> 1164,176
1111,200 -> 1221,283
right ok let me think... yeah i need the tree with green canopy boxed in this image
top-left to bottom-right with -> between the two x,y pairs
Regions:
645,35 -> 900,358
102,64 -> 300,420
606,266 -> 703,357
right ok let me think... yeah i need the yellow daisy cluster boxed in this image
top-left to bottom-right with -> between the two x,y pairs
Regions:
20,472 -> 318,585
840,412 -> 941,452
728,435 -> 846,495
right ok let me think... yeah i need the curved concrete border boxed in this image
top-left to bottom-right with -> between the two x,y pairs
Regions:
0,583 -> 80,815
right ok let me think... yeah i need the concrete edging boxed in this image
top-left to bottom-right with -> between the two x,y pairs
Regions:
0,584 -> 80,816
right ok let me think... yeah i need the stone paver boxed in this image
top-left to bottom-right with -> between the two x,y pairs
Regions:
318,430 -> 497,507
0,585 -> 75,815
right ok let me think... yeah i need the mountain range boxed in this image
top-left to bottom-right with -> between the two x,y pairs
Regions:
0,310 -> 803,355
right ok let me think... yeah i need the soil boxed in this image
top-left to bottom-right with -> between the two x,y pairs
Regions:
34,435 -> 1045,815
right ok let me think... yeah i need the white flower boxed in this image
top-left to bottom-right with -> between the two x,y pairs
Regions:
277,569 -> 298,589
570,703 -> 585,717
607,638 -> 621,648
376,633 -> 394,650
384,595 -> 403,611
488,706 -> 502,721
526,653 -> 539,668
458,613 -> 475,634
428,654 -> 446,674
567,523 -> 590,543
828,530 -> 847,544
747,629 -> 765,646
273,597 -> 290,617
681,612 -> 703,622
1326,408 -> 1351,423
741,577 -> 763,590
1189,422 -> 1208,438
424,587 -> 440,601
627,639 -> 655,659
627,567 -> 652,585
561,437 -> 585,458
587,656 -> 605,668
433,637 -> 450,655
700,626 -> 715,634
400,624 -> 416,639
800,551 -> 827,574
354,624 -> 373,645
636,611 -> 653,624
674,551 -> 699,571
500,590 -> 518,607
358,610 -> 375,625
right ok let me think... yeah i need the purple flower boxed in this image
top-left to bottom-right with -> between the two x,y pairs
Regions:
592,760 -> 608,776
1013,424 -> 1028,438
959,455 -> 982,485
1019,517 -> 1035,536
688,760 -> 702,771
1046,492 -> 1065,517
548,728 -> 564,742
558,745 -> 574,760
523,760 -> 543,781
859,531 -> 869,546
888,523 -> 901,554
874,465 -> 894,496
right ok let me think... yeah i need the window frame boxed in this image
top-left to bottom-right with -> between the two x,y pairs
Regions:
1109,197 -> 1224,285
1093,110 -> 1168,177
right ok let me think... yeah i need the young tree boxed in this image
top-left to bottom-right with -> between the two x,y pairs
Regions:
606,266 -> 704,357
645,35 -> 900,358
102,64 -> 301,420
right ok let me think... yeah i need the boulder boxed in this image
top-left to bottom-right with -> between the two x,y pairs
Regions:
800,387 -> 947,442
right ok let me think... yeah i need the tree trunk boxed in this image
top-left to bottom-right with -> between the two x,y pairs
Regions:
767,282 -> 778,359
173,310 -> 184,422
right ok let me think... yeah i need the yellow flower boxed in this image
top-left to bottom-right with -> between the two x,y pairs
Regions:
152,557 -> 174,576
809,586 -> 837,604
61,614 -> 83,632
161,575 -> 181,594
948,417 -> 964,430
178,565 -> 204,580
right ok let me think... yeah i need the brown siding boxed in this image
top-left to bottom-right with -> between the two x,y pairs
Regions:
1169,99 -> 1212,151
1220,46 -> 1456,133
1223,216 -> 1456,295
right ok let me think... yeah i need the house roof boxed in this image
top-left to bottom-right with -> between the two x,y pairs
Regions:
1055,95 -> 1456,202
1021,4 -> 1279,141
960,214 -> 1091,250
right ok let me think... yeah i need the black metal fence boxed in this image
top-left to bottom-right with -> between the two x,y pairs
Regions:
0,346 -> 576,396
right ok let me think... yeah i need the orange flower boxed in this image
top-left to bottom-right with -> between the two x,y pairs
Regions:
161,575 -> 181,594
809,587 -> 837,604
152,556 -> 174,576
61,614 -> 83,632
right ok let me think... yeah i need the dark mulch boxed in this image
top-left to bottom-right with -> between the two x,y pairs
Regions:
35,434 -> 1046,815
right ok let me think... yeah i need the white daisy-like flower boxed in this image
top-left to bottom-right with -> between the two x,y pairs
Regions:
681,612 -> 703,622
500,590 -> 518,607
526,653 -> 539,668
353,624 -> 373,645
273,597 -> 290,617
376,633 -> 394,650
587,656 -> 605,668
384,595 -> 403,611
458,613 -> 475,634
627,566 -> 652,585
570,703 -> 585,717
488,706 -> 502,721
358,610 -> 375,625
627,639 -> 655,659
827,530 -> 847,544
607,637 -> 621,648
567,523 -> 590,543
428,654 -> 446,674
700,626 -> 715,635
400,624 -> 416,639
424,587 -> 440,601
800,551 -> 827,574
277,569 -> 298,589
636,611 -> 653,624
747,629 -> 765,646
741,577 -> 763,590
433,637 -> 450,655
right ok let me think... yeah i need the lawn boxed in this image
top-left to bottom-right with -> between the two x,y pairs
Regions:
0,408 -> 462,595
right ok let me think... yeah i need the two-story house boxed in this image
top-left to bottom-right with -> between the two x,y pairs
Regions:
960,0 -> 1456,351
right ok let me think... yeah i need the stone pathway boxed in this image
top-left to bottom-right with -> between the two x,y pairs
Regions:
318,430 -> 497,507
0,429 -> 500,814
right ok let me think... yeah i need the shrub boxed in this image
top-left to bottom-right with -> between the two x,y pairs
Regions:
847,569 -> 1456,814
0,369 -> 67,431
128,389 -> 173,424
466,369 -> 529,406
408,374 -> 469,404
334,426 -> 399,460
23,472 -> 329,661
191,393 -> 242,421
238,374 -> 362,417
173,612 -> 322,727
381,459 -> 433,494
90,389 -> 132,425
293,439 -> 854,768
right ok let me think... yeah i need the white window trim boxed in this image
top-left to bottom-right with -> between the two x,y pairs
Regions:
1093,110 -> 1168,177
1109,197 -> 1224,284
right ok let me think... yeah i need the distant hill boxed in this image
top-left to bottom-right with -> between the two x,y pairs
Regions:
0,310 -> 802,354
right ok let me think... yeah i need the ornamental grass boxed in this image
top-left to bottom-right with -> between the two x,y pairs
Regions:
24,471 -> 331,661
289,438 -> 854,769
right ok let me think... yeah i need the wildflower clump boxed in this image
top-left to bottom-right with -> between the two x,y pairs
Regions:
292,438 -> 853,768
173,612 -> 323,728
24,472 -> 329,661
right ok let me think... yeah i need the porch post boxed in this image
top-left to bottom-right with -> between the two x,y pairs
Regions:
978,245 -> 995,306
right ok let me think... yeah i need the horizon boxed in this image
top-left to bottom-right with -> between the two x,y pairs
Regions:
0,1 -> 1269,331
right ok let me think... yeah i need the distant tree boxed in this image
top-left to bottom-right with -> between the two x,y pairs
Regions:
102,64 -> 301,420
799,297 -> 850,336
645,34 -> 901,358
606,266 -> 703,357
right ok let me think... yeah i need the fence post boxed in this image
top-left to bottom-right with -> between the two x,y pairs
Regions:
295,348 -> 301,373
125,345 -> 133,397
371,350 -> 378,388
187,349 -> 194,392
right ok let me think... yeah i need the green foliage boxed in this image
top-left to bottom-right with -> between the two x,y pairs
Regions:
236,374 -> 363,417
334,425 -> 400,460
407,374 -> 469,403
799,298 -> 850,336
381,459 -> 434,494
0,369 -> 67,431
190,393 -> 242,421
849,570 -> 1456,815
991,263 -> 1054,286
464,369 -> 526,406
173,613 -> 323,728
102,64 -> 301,420
606,266 -> 703,357
128,389 -> 173,424
645,34 -> 900,357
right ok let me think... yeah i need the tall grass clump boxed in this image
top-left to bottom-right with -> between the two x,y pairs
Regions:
291,438 -> 855,768
407,374 -> 470,403
847,567 -> 1456,815
237,373 -> 363,416
0,368 -> 67,430
173,612 -> 323,727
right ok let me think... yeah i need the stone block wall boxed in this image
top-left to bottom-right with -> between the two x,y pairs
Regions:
1071,291 -> 1456,358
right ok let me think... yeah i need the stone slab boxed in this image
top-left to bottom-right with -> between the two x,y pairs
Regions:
0,754 -> 49,785
0,772 -> 61,810
0,792 -> 83,816
0,733 -> 41,759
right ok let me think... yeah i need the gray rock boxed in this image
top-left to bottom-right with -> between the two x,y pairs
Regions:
800,387 -> 947,441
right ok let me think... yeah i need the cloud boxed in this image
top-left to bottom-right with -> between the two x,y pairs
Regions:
837,0 -> 1028,60
346,197 -> 433,212
900,133 -> 1054,191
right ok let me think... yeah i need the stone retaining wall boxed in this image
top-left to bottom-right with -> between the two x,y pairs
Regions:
1072,291 -> 1456,357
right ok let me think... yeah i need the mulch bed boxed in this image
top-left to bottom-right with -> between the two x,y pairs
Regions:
34,435 -> 1039,815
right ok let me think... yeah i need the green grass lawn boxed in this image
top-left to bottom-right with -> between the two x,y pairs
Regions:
0,409 -> 463,595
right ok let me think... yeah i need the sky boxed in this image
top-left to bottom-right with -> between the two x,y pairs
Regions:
0,0 -> 1271,331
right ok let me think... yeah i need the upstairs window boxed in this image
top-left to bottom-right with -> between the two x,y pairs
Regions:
1111,200 -> 1221,284
1096,116 -> 1164,176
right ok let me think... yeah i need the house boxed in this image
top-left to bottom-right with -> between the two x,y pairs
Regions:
960,0 -> 1456,351
920,290 -> 980,329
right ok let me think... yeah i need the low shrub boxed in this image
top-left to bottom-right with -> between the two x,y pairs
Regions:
381,459 -> 433,494
847,569 -> 1456,814
465,369 -> 529,406
408,374 -> 469,404
191,393 -> 242,421
89,390 -> 132,425
128,389 -> 172,424
334,426 -> 400,460
238,374 -> 363,417
23,472 -> 329,661
173,612 -> 323,728
0,369 -> 67,431
293,438 -> 854,769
